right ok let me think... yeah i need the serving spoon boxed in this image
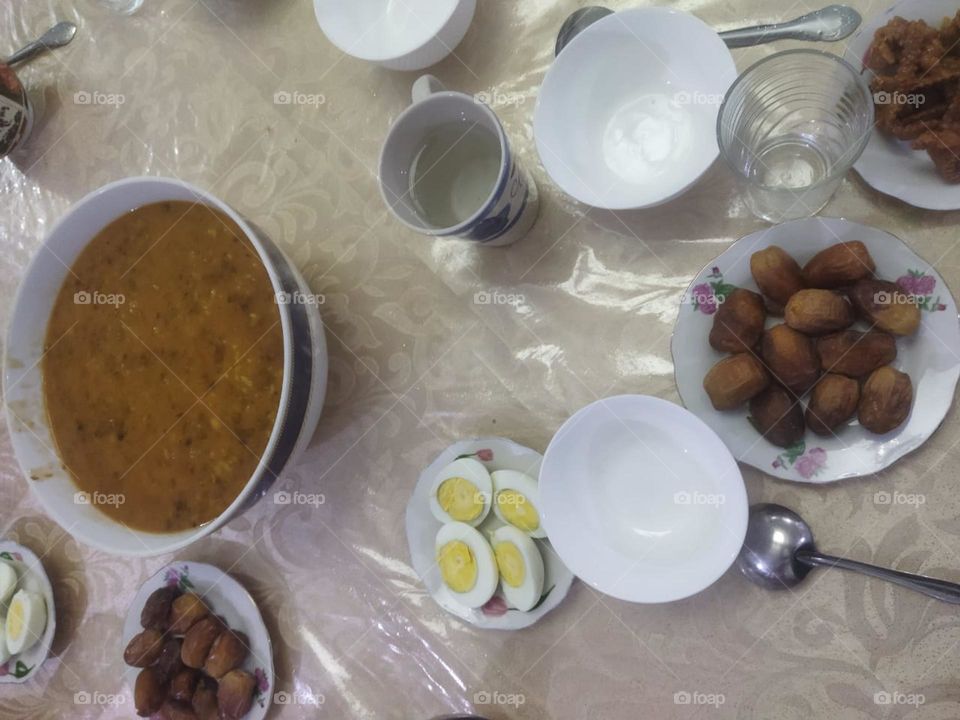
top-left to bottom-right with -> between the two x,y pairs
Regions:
737,503 -> 960,604
555,5 -> 861,57
4,21 -> 77,67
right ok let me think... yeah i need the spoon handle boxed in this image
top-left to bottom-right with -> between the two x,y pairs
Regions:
718,5 -> 862,48
5,21 -> 78,67
797,550 -> 960,604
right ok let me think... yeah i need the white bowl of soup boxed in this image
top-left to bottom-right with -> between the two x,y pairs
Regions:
3,177 -> 328,556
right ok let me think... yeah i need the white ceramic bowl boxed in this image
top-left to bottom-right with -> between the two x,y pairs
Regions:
540,395 -> 748,603
3,177 -> 328,556
534,7 -> 737,210
313,0 -> 476,71
846,0 -> 960,210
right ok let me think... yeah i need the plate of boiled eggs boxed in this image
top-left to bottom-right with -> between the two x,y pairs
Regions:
405,437 -> 574,629
0,541 -> 55,683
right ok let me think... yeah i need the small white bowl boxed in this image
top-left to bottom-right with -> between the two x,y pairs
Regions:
313,0 -> 476,71
534,7 -> 737,210
3,177 -> 328,557
540,395 -> 748,603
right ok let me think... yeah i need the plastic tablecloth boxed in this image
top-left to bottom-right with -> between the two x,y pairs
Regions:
4,0 -> 960,718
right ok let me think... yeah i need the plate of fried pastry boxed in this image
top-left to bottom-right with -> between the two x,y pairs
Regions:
672,218 -> 960,483
848,0 -> 960,209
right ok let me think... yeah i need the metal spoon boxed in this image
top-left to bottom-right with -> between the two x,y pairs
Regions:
555,5 -> 861,56
4,21 -> 77,67
737,503 -> 960,604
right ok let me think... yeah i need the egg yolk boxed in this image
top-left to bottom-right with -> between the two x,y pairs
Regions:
437,477 -> 484,522
496,490 -> 540,533
7,600 -> 23,639
437,540 -> 478,593
494,541 -> 526,588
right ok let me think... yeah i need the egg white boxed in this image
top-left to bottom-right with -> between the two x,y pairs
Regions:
435,522 -> 499,608
0,622 -> 9,665
429,458 -> 493,527
5,589 -> 46,656
491,469 -> 547,538
492,525 -> 545,612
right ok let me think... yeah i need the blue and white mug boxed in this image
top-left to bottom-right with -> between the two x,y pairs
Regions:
378,75 -> 539,247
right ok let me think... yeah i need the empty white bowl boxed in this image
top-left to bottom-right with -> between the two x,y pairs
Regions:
534,8 -> 737,209
540,395 -> 748,603
313,0 -> 476,71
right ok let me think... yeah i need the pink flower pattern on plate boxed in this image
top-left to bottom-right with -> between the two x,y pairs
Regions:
897,269 -> 947,312
773,441 -> 826,479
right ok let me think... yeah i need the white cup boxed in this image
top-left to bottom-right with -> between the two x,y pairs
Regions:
378,75 -> 539,247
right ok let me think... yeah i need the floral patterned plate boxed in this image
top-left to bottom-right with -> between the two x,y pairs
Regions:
0,542 -> 56,683
672,217 -> 960,483
122,562 -> 273,716
405,437 -> 575,629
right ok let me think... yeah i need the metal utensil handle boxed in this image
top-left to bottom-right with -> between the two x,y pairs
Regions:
719,5 -> 861,48
797,549 -> 960,604
6,21 -> 78,66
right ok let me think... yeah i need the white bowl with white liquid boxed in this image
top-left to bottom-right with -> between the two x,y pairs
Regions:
533,7 -> 737,210
539,395 -> 748,603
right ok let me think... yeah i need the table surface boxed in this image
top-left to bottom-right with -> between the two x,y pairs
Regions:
3,0 -> 960,718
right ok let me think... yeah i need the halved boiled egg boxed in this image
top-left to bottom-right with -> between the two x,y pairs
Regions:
435,522 -> 499,608
0,561 -> 17,605
492,525 -> 545,612
5,589 -> 46,655
491,469 -> 546,538
429,458 -> 493,527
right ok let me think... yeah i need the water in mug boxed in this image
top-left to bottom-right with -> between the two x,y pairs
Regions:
409,122 -> 501,229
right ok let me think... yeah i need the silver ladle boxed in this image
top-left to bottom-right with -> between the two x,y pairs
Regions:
4,21 -> 77,67
555,5 -> 861,57
737,503 -> 960,604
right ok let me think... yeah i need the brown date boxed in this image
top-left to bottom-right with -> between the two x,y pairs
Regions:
784,289 -> 854,335
703,353 -> 770,411
134,666 -> 167,717
750,245 -> 806,307
124,628 -> 164,668
859,366 -> 913,434
191,678 -> 220,720
204,630 -> 249,679
168,593 -> 210,635
170,668 -> 199,702
802,241 -> 875,288
849,279 -> 921,336
141,586 -> 179,631
748,386 -> 805,448
816,330 -> 897,377
806,374 -> 860,436
218,669 -> 256,720
181,616 -> 223,669
761,324 -> 820,396
709,288 -> 767,353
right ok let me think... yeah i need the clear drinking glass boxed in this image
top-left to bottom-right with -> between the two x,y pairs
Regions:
717,49 -> 873,223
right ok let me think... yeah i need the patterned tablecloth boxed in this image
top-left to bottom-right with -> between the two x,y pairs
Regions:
3,0 -> 960,718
